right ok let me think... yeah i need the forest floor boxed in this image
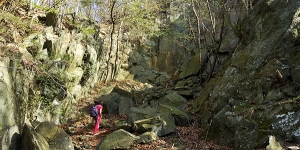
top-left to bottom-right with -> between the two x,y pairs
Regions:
61,81 -> 299,150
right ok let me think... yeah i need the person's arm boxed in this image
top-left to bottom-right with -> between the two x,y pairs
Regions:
99,108 -> 102,118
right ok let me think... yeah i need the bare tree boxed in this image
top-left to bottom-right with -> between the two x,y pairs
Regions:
191,0 -> 202,63
202,0 -> 226,85
187,0 -> 224,84
104,0 -> 117,82
101,0 -> 166,82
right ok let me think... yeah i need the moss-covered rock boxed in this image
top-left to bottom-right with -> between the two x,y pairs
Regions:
96,129 -> 139,150
158,104 -> 193,126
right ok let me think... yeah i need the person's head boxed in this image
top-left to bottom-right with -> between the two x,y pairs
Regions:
96,101 -> 103,105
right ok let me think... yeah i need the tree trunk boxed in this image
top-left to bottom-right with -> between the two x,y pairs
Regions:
105,0 -> 117,83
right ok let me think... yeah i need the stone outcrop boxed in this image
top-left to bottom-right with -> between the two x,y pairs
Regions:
1,125 -> 20,150
0,13 -> 105,148
20,122 -> 73,150
0,56 -> 30,150
21,124 -> 50,150
34,121 -> 74,150
190,0 -> 300,149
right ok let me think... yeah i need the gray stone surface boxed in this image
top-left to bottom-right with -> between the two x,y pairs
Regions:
96,129 -> 139,150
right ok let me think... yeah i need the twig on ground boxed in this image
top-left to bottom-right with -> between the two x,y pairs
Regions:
203,119 -> 213,149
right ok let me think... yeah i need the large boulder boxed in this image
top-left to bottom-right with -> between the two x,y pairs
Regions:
133,117 -> 161,133
128,107 -> 159,122
119,96 -> 134,116
20,124 -> 50,150
136,131 -> 158,144
0,125 -> 20,150
178,53 -> 207,79
34,121 -> 74,150
94,92 -> 121,114
112,85 -> 133,98
152,114 -> 176,136
132,114 -> 176,137
158,105 -> 193,126
129,66 -> 170,84
156,92 -> 188,110
96,129 -> 139,150
114,120 -> 132,132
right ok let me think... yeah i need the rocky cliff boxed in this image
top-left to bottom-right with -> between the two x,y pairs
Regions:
191,0 -> 300,149
0,9 -> 106,148
1,0 -> 300,149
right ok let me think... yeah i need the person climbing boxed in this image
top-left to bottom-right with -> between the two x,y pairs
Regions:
90,101 -> 103,135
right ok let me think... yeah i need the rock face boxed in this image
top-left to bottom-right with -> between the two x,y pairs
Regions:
192,0 -> 300,149
21,124 -> 50,150
20,121 -> 74,150
0,13 -> 106,148
1,125 -> 20,150
35,121 -> 74,150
